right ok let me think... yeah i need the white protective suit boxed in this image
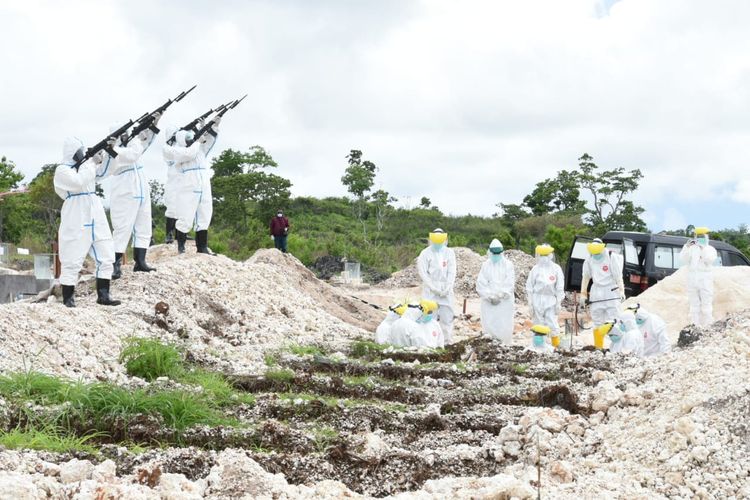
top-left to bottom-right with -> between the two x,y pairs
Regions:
609,314 -> 644,356
679,240 -> 718,326
375,311 -> 400,344
168,129 -> 218,234
389,306 -> 423,347
476,255 -> 516,344
582,251 -> 624,326
527,338 -> 555,354
526,256 -> 564,337
162,125 -> 179,219
97,128 -> 155,252
635,308 -> 671,357
417,245 -> 457,343
413,317 -> 445,349
54,137 -> 115,285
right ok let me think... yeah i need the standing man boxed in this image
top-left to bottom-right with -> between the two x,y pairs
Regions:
679,227 -> 718,326
579,238 -> 624,329
476,239 -> 516,344
526,243 -> 565,345
270,210 -> 290,253
54,137 -> 120,307
99,118 -> 160,278
169,121 -> 219,254
162,124 -> 180,244
417,228 -> 457,343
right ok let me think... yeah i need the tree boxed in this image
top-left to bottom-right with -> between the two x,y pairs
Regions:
341,149 -> 377,240
419,197 -> 432,209
27,164 -> 62,243
522,170 -> 586,216
371,189 -> 398,232
211,146 -> 292,231
0,156 -> 25,241
576,153 -> 646,233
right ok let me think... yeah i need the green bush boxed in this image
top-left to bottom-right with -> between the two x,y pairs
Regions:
119,337 -> 184,381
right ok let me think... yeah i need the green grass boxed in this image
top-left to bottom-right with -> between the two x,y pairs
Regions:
512,363 -> 528,375
0,426 -> 101,454
310,425 -> 339,453
350,340 -> 391,358
119,337 -> 184,381
265,368 -> 295,384
288,344 -> 324,357
264,353 -> 280,367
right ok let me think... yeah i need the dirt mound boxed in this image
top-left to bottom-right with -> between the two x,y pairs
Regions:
0,246 -> 379,381
379,247 -> 535,302
624,266 -> 750,340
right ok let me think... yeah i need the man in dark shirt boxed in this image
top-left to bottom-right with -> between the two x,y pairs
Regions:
270,210 -> 290,253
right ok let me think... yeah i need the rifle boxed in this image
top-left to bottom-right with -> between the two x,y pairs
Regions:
72,120 -> 134,171
166,103 -> 229,145
125,85 -> 196,145
186,94 -> 246,147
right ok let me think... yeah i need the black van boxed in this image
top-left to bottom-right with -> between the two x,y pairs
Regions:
564,231 -> 750,297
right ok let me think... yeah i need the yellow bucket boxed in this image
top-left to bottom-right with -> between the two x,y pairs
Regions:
551,336 -> 560,348
593,326 -> 606,349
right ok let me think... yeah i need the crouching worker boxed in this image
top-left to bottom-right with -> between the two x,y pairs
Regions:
527,324 -> 555,354
54,137 -> 121,308
389,303 -> 423,347
604,312 -> 644,356
375,302 -> 407,344
413,299 -> 444,348
626,303 -> 671,357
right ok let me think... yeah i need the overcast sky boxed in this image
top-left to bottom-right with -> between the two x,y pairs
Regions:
2,0 -> 750,232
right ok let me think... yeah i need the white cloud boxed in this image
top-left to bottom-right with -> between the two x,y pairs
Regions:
2,0 -> 750,226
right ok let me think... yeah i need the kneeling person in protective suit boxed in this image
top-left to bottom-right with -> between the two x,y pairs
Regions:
375,302 -> 407,345
476,239 -> 515,344
413,299 -> 445,348
626,303 -> 671,357
605,312 -> 644,356
527,324 -> 555,354
98,119 -> 160,279
417,229 -> 457,343
580,238 -> 624,328
168,121 -> 220,254
526,243 -> 564,345
54,137 -> 121,308
389,303 -> 423,347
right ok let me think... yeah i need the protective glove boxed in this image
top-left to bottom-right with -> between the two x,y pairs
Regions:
489,295 -> 500,305
139,131 -> 149,141
578,295 -> 587,308
270,235 -> 275,240
441,285 -> 452,297
92,151 -> 105,164
619,284 -> 626,302
212,116 -> 222,128
499,291 -> 510,301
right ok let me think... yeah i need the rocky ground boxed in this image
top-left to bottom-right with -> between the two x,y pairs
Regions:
0,246 -> 747,498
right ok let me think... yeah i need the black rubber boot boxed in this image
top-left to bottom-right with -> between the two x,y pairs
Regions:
62,285 -> 76,308
96,278 -> 121,306
165,218 -> 176,244
112,252 -> 123,280
176,230 -> 187,254
196,230 -> 211,254
133,247 -> 156,272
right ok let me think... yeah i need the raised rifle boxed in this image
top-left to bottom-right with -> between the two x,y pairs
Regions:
166,103 -> 228,145
186,94 -> 246,147
124,85 -> 196,145
72,119 -> 134,171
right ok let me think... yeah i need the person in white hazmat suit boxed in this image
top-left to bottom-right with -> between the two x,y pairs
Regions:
476,239 -> 516,343
526,244 -> 564,345
98,118 -> 160,278
169,120 -> 220,254
626,303 -> 671,357
417,229 -> 457,343
162,125 -> 180,244
375,302 -> 407,344
389,304 -> 423,347
579,238 -> 624,328
54,137 -> 121,308
413,299 -> 445,348
526,324 -> 555,354
678,227 -> 719,326
607,312 -> 644,356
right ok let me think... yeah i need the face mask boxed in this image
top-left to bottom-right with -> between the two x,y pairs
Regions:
697,237 -> 708,246
608,334 -> 622,343
277,213 -> 283,217
537,255 -> 550,264
636,318 -> 645,326
533,335 -> 545,347
185,132 -> 195,144
431,243 -> 444,252
490,254 -> 502,263
72,147 -> 85,163
420,313 -> 433,323
618,322 -> 627,332
593,253 -> 604,261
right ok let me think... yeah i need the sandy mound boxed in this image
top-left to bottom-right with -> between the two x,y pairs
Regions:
624,266 -> 750,340
379,247 -> 535,302
0,246 -> 380,381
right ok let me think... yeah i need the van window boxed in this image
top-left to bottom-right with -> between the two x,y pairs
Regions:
623,240 -> 639,265
654,246 -> 675,269
571,240 -> 591,260
725,252 -> 749,266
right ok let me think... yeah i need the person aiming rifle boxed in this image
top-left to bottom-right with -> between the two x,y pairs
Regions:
164,95 -> 246,254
